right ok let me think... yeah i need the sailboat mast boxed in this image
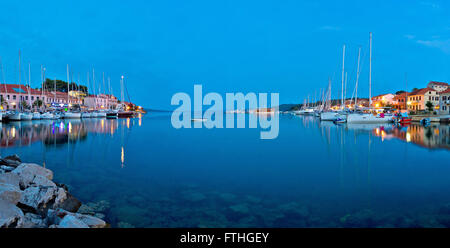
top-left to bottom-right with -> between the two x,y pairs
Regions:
66,64 -> 70,108
355,47 -> 361,109
344,72 -> 347,109
369,32 -> 372,106
93,68 -> 96,110
19,50 -> 21,111
28,63 -> 31,107
341,44 -> 345,109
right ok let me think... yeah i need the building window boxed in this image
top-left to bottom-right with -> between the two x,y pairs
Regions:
31,96 -> 34,100
13,95 -> 16,100
7,95 -> 9,99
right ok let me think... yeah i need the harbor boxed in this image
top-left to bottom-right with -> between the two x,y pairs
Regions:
0,52 -> 144,123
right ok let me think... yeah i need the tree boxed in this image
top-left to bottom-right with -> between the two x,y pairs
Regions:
395,90 -> 405,95
425,101 -> 434,112
21,100 -> 29,110
33,99 -> 43,109
412,88 -> 419,92
43,78 -> 88,93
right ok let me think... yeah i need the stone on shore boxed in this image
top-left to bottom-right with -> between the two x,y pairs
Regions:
0,199 -> 24,228
0,155 -> 106,228
19,186 -> 59,214
4,154 -> 21,163
12,163 -> 54,188
58,215 -> 90,228
47,208 -> 107,228
22,213 -> 47,228
0,183 -> 22,204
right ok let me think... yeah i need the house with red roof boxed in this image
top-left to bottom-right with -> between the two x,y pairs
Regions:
427,81 -> 449,93
0,84 -> 46,110
393,92 -> 409,110
407,88 -> 440,111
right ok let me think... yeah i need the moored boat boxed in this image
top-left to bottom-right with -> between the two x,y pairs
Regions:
32,112 -> 41,120
40,112 -> 55,120
21,112 -> 33,121
63,112 -> 81,119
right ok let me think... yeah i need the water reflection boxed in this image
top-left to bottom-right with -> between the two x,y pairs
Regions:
306,116 -> 450,151
0,118 -> 138,148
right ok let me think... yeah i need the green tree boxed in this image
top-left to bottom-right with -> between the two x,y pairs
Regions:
425,101 -> 434,112
21,100 -> 29,110
33,99 -> 43,109
43,78 -> 88,93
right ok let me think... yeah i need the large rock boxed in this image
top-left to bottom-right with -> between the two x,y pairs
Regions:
58,215 -> 89,228
0,173 -> 21,188
47,208 -> 106,228
54,191 -> 81,213
19,186 -> 58,213
0,166 -> 15,173
0,183 -> 22,204
75,214 -> 106,228
22,213 -> 47,228
4,154 -> 21,163
12,163 -> 54,188
0,199 -> 24,227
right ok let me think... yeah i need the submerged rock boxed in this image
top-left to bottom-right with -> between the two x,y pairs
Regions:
229,204 -> 250,214
47,208 -> 106,228
59,215 -> 89,228
340,209 -> 379,228
117,222 -> 135,228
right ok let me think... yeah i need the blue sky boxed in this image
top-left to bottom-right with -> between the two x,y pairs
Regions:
0,0 -> 449,109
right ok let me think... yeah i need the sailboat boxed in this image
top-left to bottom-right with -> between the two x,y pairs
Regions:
347,33 -> 393,124
117,75 -> 134,118
63,64 -> 81,119
320,77 -> 339,121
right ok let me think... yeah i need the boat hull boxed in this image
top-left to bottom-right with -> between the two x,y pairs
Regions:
118,111 -> 134,118
63,112 -> 81,119
347,113 -> 393,124
320,112 -> 339,121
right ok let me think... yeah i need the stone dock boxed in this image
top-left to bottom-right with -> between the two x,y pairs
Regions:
0,154 -> 107,228
410,115 -> 450,123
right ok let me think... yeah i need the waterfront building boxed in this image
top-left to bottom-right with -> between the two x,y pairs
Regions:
371,93 -> 395,108
83,94 -> 112,110
393,92 -> 409,110
439,88 -> 450,114
0,84 -> 46,110
45,91 -> 82,108
407,88 -> 439,112
427,81 -> 449,93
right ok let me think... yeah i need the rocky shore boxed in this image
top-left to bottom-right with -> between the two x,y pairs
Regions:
0,154 -> 107,228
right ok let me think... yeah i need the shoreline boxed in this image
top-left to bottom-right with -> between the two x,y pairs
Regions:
0,154 -> 107,228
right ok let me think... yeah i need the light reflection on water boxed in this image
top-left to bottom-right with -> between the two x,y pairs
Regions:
0,114 -> 449,227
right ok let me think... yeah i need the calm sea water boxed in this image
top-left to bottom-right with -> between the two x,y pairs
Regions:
1,113 -> 450,227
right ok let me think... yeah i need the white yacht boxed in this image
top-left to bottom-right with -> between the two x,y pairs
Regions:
63,112 -> 81,119
21,112 -> 33,121
32,112 -> 41,120
9,112 -> 23,121
81,112 -> 92,118
320,111 -> 340,121
40,112 -> 55,120
347,113 -> 393,124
